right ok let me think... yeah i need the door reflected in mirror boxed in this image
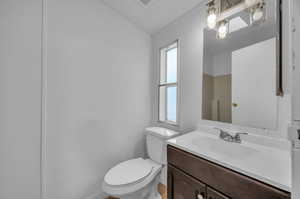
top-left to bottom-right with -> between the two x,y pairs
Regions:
202,0 -> 281,130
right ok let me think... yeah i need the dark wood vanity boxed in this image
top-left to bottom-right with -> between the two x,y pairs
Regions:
167,145 -> 291,199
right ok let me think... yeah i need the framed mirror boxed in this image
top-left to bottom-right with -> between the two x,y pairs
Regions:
202,0 -> 282,130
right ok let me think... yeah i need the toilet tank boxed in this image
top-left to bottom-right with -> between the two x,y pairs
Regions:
146,127 -> 179,165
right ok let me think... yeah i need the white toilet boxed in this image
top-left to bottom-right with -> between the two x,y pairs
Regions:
102,127 -> 179,199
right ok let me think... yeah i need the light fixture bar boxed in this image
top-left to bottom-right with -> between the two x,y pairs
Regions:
216,0 -> 264,23
206,0 -> 266,39
245,0 -> 262,7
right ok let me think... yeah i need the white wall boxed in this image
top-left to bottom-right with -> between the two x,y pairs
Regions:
293,0 -> 300,121
152,4 -> 205,131
0,0 -> 42,199
152,1 -> 292,138
292,2 -> 300,196
203,51 -> 231,77
203,50 -> 214,76
44,0 -> 152,198
212,52 -> 232,77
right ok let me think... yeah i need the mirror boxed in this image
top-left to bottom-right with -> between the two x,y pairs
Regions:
202,0 -> 282,129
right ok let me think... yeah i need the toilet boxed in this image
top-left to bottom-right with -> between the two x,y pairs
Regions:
102,127 -> 179,199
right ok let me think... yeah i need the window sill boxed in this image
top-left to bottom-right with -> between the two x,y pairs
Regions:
157,120 -> 179,127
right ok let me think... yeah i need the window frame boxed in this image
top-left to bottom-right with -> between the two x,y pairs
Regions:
158,40 -> 180,126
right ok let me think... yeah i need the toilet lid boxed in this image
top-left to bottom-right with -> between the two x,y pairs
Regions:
104,158 -> 153,186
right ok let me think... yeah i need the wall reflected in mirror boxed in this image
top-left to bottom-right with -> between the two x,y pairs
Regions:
202,0 -> 281,130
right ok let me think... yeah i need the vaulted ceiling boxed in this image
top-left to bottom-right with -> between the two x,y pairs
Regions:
102,0 -> 205,34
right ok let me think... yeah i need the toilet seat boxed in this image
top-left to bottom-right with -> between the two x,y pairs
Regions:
104,158 -> 153,186
103,159 -> 162,197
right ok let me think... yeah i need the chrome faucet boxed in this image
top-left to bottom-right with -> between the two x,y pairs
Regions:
214,128 -> 248,143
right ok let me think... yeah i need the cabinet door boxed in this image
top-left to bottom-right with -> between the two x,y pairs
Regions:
168,165 -> 206,199
207,187 -> 230,199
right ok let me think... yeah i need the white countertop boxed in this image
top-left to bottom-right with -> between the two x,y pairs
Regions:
167,130 -> 292,192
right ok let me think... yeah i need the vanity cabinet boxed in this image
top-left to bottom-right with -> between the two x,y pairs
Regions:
167,146 -> 291,199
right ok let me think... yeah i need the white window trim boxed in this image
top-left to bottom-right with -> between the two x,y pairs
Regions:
157,40 -> 180,126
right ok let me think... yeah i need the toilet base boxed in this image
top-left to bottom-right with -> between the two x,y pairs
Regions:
120,175 -> 162,199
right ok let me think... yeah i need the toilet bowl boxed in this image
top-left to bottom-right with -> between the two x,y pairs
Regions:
103,158 -> 162,199
102,127 -> 179,199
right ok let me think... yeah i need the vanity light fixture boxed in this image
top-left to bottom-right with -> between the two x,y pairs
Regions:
206,0 -> 266,39
217,20 -> 229,39
207,1 -> 217,29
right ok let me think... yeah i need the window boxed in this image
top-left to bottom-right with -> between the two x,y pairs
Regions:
158,41 -> 179,125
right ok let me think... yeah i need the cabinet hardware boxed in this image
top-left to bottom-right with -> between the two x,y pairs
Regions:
232,103 -> 238,107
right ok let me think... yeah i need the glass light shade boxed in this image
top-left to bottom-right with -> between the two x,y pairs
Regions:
252,7 -> 264,20
218,21 -> 228,39
250,5 -> 265,25
207,9 -> 217,29
253,8 -> 263,21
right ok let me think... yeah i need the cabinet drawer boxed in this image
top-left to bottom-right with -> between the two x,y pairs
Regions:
167,145 -> 290,199
168,165 -> 206,199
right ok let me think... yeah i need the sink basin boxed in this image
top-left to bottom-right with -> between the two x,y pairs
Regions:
191,136 -> 258,159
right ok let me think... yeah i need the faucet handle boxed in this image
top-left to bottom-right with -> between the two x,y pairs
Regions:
234,132 -> 248,141
214,127 -> 226,133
